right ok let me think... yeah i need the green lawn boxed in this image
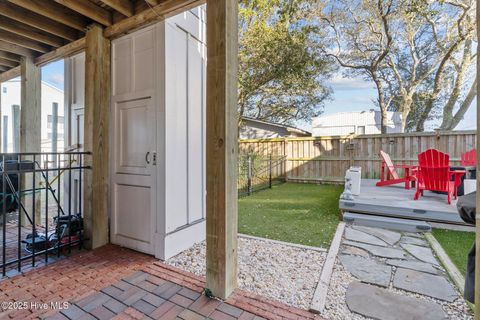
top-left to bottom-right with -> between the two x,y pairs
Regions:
432,229 -> 475,276
238,182 -> 343,248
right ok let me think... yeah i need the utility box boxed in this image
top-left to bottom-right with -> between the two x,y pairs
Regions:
346,166 -> 362,195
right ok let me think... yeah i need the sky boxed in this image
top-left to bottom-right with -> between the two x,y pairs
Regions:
320,74 -> 477,131
41,59 -> 65,91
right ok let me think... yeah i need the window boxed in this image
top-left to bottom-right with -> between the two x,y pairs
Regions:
357,126 -> 365,135
2,87 -> 6,93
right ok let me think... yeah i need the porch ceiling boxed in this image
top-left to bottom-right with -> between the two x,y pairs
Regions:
0,0 -> 205,81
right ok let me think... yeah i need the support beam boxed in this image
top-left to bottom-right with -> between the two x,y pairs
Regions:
35,38 -> 86,67
20,57 -> 41,226
0,16 -> 65,48
205,0 -> 239,300
8,0 -> 89,32
475,0 -> 480,316
0,65 -> 20,83
0,30 -> 51,53
54,0 -> 113,26
0,2 -> 80,41
100,0 -> 134,17
0,40 -> 37,58
0,58 -> 19,68
84,24 -> 110,249
0,51 -> 21,62
104,0 -> 205,38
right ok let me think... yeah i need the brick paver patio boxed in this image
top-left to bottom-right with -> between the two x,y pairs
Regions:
0,244 -> 322,320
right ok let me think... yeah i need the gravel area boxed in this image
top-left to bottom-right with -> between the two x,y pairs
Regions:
166,236 -> 326,309
322,248 -> 474,320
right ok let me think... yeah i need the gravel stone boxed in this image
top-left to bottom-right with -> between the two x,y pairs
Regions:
166,236 -> 326,310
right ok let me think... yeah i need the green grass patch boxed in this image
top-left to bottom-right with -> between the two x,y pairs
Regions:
238,182 -> 343,248
432,229 -> 475,276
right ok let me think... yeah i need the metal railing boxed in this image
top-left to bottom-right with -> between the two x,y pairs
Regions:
0,152 -> 90,277
238,154 -> 286,197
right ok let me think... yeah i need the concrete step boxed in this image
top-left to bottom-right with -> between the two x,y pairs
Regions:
343,212 -> 432,233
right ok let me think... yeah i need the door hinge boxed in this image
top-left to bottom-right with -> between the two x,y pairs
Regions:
152,152 -> 157,165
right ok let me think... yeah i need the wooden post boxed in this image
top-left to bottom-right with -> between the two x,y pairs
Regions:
12,104 -> 20,152
2,116 -> 7,153
83,23 -> 110,249
475,0 -> 480,316
20,56 -> 41,227
205,0 -> 239,299
51,102 -> 58,166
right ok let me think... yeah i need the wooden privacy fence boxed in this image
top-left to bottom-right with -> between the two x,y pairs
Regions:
239,130 -> 477,183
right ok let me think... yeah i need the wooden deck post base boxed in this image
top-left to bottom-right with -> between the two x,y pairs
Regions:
83,23 -> 110,250
205,0 -> 239,300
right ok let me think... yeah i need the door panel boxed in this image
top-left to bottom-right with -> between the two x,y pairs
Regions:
111,97 -> 155,254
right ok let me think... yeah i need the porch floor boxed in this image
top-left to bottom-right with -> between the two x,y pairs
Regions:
0,244 -> 321,320
339,179 -> 465,225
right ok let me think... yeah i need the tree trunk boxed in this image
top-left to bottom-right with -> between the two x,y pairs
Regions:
373,75 -> 388,133
445,77 -> 477,130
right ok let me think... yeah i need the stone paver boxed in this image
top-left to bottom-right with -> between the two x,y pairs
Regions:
401,243 -> 439,266
346,282 -> 447,320
400,236 -> 428,247
340,227 -> 467,319
344,228 -> 388,247
343,240 -> 407,259
352,226 -> 401,245
342,245 -> 369,257
386,259 -> 439,275
339,255 -> 392,287
393,268 -> 458,302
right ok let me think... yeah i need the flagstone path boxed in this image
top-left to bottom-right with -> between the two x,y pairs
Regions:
322,225 -> 473,320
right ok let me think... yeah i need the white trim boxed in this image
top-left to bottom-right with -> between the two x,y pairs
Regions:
310,222 -> 345,314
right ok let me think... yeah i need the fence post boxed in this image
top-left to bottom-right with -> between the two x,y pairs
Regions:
247,155 -> 252,195
269,154 -> 272,188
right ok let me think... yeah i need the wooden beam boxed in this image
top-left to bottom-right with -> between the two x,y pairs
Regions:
35,37 -> 86,67
0,58 -> 18,68
0,65 -> 20,82
20,56 -> 42,226
84,24 -> 110,249
145,0 -> 158,5
99,0 -> 133,17
0,51 -> 21,63
8,0 -> 89,32
0,40 -> 36,58
0,66 -> 8,72
104,0 -> 205,38
54,0 -> 113,26
0,16 -> 65,47
475,0 -> 480,315
205,0 -> 239,300
0,2 -> 79,41
0,30 -> 51,53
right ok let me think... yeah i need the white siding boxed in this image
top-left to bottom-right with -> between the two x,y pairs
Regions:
312,110 -> 403,137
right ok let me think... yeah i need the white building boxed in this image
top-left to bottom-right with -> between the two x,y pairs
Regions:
240,117 -> 311,139
312,110 -> 403,136
0,79 -> 65,153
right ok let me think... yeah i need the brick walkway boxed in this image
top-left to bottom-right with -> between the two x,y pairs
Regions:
0,245 -> 322,320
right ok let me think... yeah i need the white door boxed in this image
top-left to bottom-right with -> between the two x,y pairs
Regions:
111,97 -> 156,254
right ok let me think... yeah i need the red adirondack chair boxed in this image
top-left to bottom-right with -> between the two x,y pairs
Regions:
376,150 -> 417,189
461,149 -> 477,166
414,149 -> 465,204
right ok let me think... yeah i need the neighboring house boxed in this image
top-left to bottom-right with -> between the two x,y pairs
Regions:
311,110 -> 403,136
240,117 -> 311,139
0,79 -> 65,153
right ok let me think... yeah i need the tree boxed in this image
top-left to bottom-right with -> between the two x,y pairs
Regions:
321,0 -> 476,132
321,0 -> 396,133
238,0 -> 333,126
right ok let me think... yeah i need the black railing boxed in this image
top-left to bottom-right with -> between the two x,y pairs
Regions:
238,154 -> 286,197
0,152 -> 90,277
